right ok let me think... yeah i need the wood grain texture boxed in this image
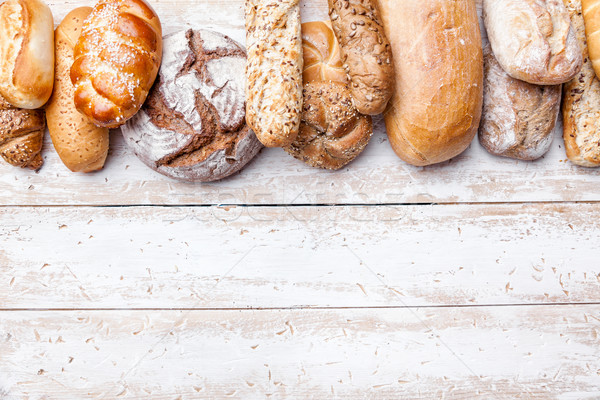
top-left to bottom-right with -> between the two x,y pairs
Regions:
1,203 -> 599,309
1,306 -> 599,399
0,0 -> 597,206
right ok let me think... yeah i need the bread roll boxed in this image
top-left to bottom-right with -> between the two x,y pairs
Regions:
0,0 -> 54,109
245,0 -> 303,147
46,8 -> 109,173
70,0 -> 163,128
582,0 -> 600,79
0,94 -> 44,169
328,0 -> 394,116
483,0 -> 582,85
562,0 -> 600,167
479,45 -> 560,161
378,0 -> 483,166
121,29 -> 263,182
302,21 -> 347,84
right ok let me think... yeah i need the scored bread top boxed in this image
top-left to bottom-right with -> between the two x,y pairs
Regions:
301,21 -> 347,84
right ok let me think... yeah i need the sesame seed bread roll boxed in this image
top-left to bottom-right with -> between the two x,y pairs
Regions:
245,0 -> 303,147
46,7 -> 109,173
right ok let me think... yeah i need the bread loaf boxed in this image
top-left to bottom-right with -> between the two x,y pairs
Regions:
479,45 -> 560,161
328,0 -> 394,115
46,8 -> 109,173
378,0 -> 483,166
582,0 -> 600,79
0,94 -> 44,169
302,21 -> 347,84
483,0 -> 582,85
121,29 -> 263,182
70,0 -> 162,128
0,0 -> 54,109
562,0 -> 600,167
245,0 -> 303,147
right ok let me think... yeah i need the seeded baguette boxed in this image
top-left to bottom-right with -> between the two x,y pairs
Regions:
328,0 -> 394,115
245,0 -> 303,147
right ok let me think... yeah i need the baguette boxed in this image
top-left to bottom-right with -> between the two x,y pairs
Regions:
245,0 -> 303,147
0,0 -> 54,109
46,8 -> 109,173
378,0 -> 483,166
562,0 -> 600,167
328,0 -> 394,115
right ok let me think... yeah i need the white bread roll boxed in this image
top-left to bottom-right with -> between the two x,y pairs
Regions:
0,0 -> 54,109
378,0 -> 483,166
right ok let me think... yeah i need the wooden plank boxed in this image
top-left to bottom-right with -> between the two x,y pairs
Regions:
0,0 -> 598,206
0,306 -> 599,399
2,203 -> 599,309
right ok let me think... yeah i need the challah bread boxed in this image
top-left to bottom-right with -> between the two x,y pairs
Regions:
328,0 -> 394,116
483,0 -> 582,85
0,94 -> 44,169
70,0 -> 162,128
582,0 -> 600,79
479,45 -> 560,161
302,21 -> 347,84
378,0 -> 483,166
46,7 -> 109,173
0,0 -> 54,109
245,0 -> 303,147
562,0 -> 600,167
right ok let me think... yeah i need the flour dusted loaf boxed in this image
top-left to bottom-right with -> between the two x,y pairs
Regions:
245,0 -> 303,147
0,0 -> 54,109
479,45 -> 560,161
121,29 -> 263,182
378,0 -> 483,166
70,0 -> 162,128
46,8 -> 109,173
0,94 -> 44,169
562,0 -> 600,167
483,0 -> 582,85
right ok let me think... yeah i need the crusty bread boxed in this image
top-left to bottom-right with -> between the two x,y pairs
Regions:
582,0 -> 600,79
479,45 -> 560,161
0,0 -> 54,109
245,0 -> 303,148
562,0 -> 600,167
328,0 -> 394,116
378,0 -> 483,166
0,94 -> 44,169
70,0 -> 163,128
484,0 -> 582,85
46,7 -> 109,173
121,29 -> 263,182
302,21 -> 347,84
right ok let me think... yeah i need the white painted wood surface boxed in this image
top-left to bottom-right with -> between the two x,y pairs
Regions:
1,0 -> 599,398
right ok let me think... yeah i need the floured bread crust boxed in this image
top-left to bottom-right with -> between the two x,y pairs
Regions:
484,0 -> 582,85
121,29 -> 262,182
563,0 -> 600,167
479,45 -> 560,161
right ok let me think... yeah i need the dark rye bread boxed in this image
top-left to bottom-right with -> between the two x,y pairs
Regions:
121,29 -> 263,182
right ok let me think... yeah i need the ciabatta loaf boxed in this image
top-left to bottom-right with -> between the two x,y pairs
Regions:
0,0 -> 54,109
245,0 -> 303,147
378,0 -> 483,166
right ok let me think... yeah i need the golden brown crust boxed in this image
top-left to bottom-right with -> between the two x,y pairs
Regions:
328,0 -> 394,115
301,21 -> 347,84
285,81 -> 372,170
70,0 -> 162,128
582,0 -> 600,79
0,94 -> 44,169
46,7 -> 109,173
0,0 -> 54,109
379,0 -> 483,166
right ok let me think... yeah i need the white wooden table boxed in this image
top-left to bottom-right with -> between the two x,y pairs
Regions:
1,0 -> 599,398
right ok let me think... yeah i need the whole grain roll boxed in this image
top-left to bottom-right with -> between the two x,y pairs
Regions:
121,29 -> 262,182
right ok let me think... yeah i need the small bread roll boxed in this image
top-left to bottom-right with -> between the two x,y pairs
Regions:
46,8 -> 109,173
582,0 -> 600,79
302,21 -> 347,84
0,0 -> 54,109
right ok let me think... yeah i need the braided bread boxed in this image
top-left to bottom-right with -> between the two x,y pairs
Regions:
70,0 -> 162,128
0,94 -> 44,170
